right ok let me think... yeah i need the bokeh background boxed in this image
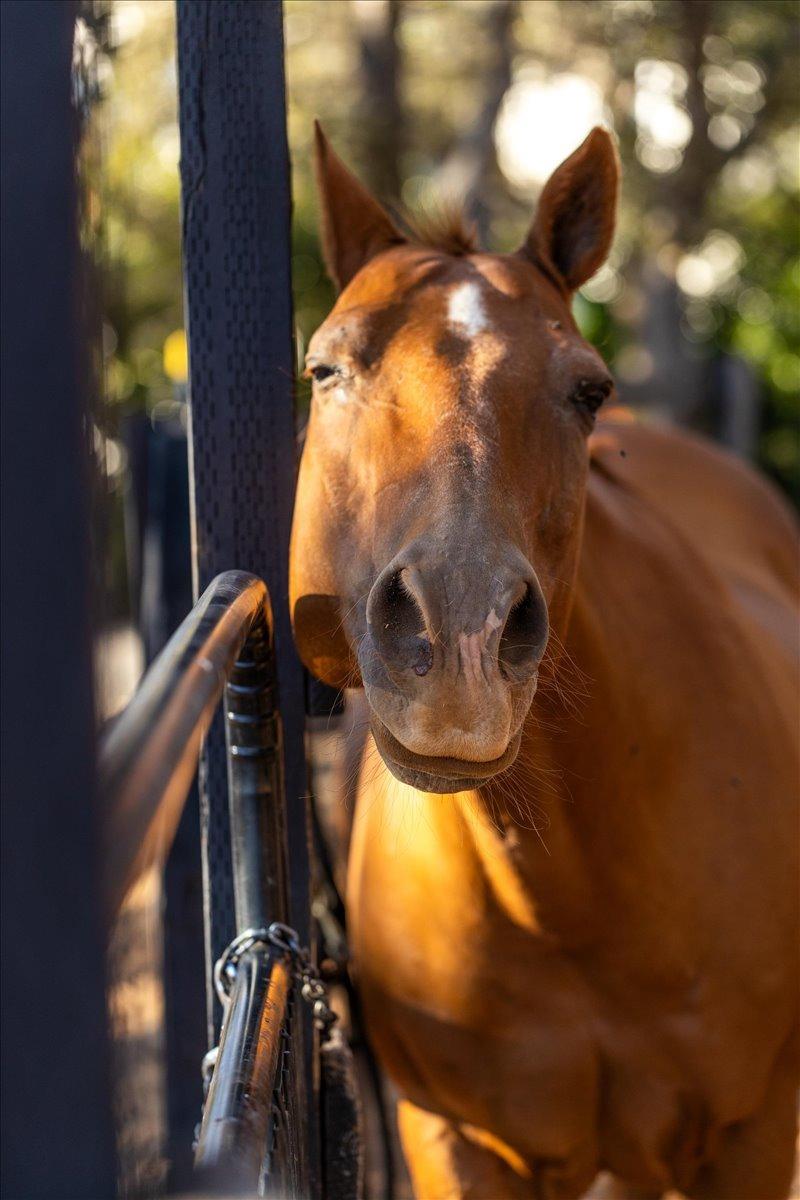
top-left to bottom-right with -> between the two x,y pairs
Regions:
86,0 -> 799,633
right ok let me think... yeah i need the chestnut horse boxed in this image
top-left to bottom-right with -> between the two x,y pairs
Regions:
290,125 -> 799,1199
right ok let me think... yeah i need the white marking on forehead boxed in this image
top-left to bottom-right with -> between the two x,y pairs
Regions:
448,282 -> 491,338
437,284 -> 507,473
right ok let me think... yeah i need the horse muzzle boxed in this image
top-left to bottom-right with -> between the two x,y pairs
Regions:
369,711 -> 525,794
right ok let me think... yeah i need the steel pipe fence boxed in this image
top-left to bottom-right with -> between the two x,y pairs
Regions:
100,571 -> 339,1195
100,572 -> 272,921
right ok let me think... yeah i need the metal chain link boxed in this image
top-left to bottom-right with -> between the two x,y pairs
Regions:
196,921 -> 337,1147
212,920 -> 336,1031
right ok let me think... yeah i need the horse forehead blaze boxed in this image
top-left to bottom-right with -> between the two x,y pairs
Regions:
447,280 -> 491,337
312,248 -> 567,388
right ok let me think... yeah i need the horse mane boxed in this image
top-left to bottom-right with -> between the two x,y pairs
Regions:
402,205 -> 479,257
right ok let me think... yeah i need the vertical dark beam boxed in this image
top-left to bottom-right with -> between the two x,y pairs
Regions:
176,1 -> 316,1191
0,3 -> 116,1197
138,418 -> 207,1190
162,791 -> 206,1190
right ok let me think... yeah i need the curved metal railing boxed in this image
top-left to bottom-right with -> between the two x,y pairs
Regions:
99,570 -> 300,1194
99,570 -> 272,918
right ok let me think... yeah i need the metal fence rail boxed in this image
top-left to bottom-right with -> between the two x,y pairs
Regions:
99,569 -> 308,1194
195,943 -> 292,1190
100,571 -> 273,920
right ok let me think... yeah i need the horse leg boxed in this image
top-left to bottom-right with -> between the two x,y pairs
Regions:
685,1045 -> 798,1200
397,1099 -> 537,1199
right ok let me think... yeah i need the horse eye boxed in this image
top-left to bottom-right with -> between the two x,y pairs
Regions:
571,377 -> 612,417
309,363 -> 337,384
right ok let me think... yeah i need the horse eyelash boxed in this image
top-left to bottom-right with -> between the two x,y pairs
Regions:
306,362 -> 339,384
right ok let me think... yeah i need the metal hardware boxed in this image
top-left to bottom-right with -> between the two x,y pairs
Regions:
201,1047 -> 219,1097
211,922 -> 337,1030
195,924 -> 336,1192
213,926 -> 272,1004
194,945 -> 292,1192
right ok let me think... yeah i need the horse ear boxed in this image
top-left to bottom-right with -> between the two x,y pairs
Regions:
519,127 -> 619,293
313,121 -> 405,292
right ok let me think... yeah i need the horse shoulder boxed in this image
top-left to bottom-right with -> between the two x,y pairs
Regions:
589,416 -> 799,674
590,416 -> 798,593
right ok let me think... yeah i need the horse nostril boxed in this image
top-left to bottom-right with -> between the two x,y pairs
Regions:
498,583 -> 548,681
367,567 -> 431,674
413,639 -> 433,676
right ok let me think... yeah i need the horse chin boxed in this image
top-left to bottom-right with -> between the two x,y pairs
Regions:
370,715 -> 523,795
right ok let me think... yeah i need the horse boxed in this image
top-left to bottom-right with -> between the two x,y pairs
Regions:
290,123 -> 799,1200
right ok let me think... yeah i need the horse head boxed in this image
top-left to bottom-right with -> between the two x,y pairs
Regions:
291,123 -> 618,792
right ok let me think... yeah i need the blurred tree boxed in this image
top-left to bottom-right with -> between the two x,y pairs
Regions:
81,0 -> 182,624
503,0 -> 799,488
432,0 -> 517,242
98,0 -> 798,497
101,1 -> 182,417
352,0 -> 404,199
286,0 -> 799,496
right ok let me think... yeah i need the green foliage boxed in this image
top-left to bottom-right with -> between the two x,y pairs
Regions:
715,189 -> 800,495
99,2 -> 183,417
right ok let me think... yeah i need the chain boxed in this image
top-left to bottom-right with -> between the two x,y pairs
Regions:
212,920 -> 337,1031
196,921 -> 336,1145
267,921 -> 338,1034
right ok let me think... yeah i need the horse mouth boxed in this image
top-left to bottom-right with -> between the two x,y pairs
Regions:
370,715 -> 523,794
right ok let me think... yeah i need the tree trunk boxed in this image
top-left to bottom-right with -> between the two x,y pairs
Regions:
351,0 -> 403,201
435,0 -> 517,243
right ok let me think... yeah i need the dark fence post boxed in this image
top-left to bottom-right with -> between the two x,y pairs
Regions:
131,413 -> 207,1190
176,1 -> 317,1192
0,2 -> 116,1196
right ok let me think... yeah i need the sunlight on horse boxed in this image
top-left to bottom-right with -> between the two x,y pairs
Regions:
291,125 -> 799,1200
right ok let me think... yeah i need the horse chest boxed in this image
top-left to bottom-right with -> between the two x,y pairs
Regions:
350,854 -> 600,1166
351,858 -> 720,1191
352,876 -> 772,1193
347,771 -> 793,1186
